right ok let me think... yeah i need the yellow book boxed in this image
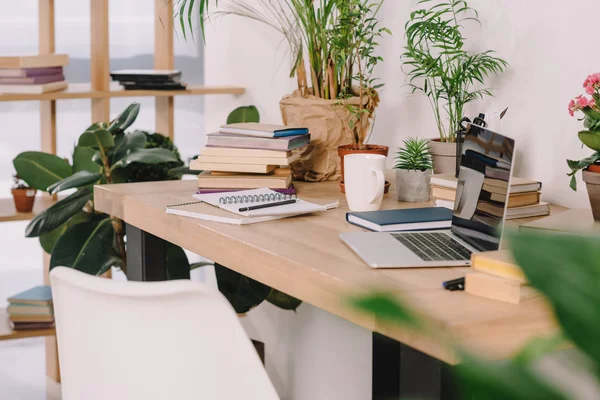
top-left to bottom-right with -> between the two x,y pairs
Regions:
471,250 -> 527,283
465,272 -> 539,304
0,54 -> 69,68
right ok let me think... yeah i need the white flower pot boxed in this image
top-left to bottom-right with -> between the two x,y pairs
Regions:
395,169 -> 432,202
428,140 -> 457,174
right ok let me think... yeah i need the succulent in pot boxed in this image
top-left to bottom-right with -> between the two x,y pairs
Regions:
11,175 -> 37,213
394,138 -> 433,203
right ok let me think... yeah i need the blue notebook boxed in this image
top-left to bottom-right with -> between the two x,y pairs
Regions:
8,285 -> 52,306
346,207 -> 453,232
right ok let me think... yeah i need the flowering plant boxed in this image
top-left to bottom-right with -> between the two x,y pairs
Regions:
567,73 -> 600,190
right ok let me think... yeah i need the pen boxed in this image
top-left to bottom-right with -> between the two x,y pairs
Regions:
239,199 -> 298,212
443,277 -> 465,291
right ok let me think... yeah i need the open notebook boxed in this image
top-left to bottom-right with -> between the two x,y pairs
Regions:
165,188 -> 339,225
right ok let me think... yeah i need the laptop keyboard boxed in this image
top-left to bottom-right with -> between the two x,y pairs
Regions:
391,232 -> 472,262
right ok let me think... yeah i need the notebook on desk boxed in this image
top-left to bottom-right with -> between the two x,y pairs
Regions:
166,188 -> 339,225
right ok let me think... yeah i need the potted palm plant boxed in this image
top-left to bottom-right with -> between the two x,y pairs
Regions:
394,138 -> 433,202
177,0 -> 389,183
566,72 -> 600,220
402,0 -> 508,174
11,175 -> 36,213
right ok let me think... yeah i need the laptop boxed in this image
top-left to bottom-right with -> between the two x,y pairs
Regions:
340,124 -> 516,268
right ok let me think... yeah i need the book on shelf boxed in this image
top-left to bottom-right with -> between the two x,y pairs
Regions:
7,304 -> 53,316
190,160 -> 276,174
219,123 -> 309,138
201,147 -> 292,159
0,80 -> 67,94
0,73 -> 64,85
346,207 -> 453,232
470,250 -> 526,283
465,272 -> 539,304
431,174 -> 542,194
0,54 -> 69,69
10,314 -> 54,323
0,66 -> 62,78
110,69 -> 182,81
206,133 -> 310,151
7,285 -> 54,330
8,286 -> 52,306
197,169 -> 292,190
10,321 -> 55,330
195,153 -> 299,166
519,209 -> 600,234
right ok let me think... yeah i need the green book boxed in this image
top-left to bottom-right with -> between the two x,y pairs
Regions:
7,304 -> 53,316
7,285 -> 52,306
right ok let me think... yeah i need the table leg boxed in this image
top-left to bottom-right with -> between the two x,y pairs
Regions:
372,333 -> 459,400
126,224 -> 167,282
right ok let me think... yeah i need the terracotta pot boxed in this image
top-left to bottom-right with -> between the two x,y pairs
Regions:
338,144 -> 389,193
428,139 -> 457,174
395,169 -> 432,202
11,188 -> 37,213
587,164 -> 600,173
583,169 -> 600,221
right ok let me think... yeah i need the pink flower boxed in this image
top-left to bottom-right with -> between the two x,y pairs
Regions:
578,96 -> 593,108
568,99 -> 576,116
583,73 -> 600,95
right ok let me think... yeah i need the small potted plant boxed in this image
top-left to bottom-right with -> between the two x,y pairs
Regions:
394,138 -> 433,202
402,0 -> 507,173
11,175 -> 36,213
566,72 -> 600,220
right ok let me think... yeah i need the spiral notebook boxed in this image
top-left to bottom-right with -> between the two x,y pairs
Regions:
165,188 -> 339,225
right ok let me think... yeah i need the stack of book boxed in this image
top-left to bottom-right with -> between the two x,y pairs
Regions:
6,286 -> 54,330
191,123 -> 310,194
466,250 -> 538,304
110,69 -> 186,91
0,54 -> 69,94
431,173 -> 550,220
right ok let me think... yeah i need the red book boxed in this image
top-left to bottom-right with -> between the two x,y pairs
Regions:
0,73 -> 65,85
0,67 -> 63,78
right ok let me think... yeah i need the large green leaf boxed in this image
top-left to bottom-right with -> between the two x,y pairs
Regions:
78,129 -> 115,149
214,264 -> 271,314
226,105 -> 260,124
351,292 -> 421,328
578,131 -> 600,151
13,152 -> 72,192
509,231 -> 600,367
111,148 -> 179,170
39,211 -> 91,254
108,103 -> 140,133
26,187 -> 93,237
50,218 -> 117,275
266,289 -> 302,311
73,146 -> 101,174
48,171 -> 103,194
166,243 -> 191,280
111,130 -> 147,163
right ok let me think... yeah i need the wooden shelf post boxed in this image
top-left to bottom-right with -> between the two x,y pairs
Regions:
90,0 -> 110,123
154,0 -> 175,139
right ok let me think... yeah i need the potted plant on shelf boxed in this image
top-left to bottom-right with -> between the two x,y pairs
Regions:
394,138 -> 433,202
402,0 -> 508,174
11,175 -> 36,213
177,0 -> 390,182
566,72 -> 600,221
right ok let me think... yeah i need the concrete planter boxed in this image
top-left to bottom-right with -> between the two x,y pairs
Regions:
583,169 -> 600,221
428,139 -> 457,174
395,169 -> 432,202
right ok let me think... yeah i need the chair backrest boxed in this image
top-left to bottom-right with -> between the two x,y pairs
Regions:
50,267 -> 279,400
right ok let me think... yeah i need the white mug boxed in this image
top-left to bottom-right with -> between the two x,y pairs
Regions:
344,154 -> 386,212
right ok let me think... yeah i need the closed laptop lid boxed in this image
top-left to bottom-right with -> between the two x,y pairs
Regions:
451,124 -> 516,252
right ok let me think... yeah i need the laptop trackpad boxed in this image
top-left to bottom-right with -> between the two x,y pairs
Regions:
340,232 -> 424,268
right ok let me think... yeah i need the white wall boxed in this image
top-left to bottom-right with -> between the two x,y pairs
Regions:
204,0 -> 600,209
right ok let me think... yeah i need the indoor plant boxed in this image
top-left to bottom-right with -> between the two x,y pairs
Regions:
402,0 -> 508,173
566,72 -> 600,220
11,175 -> 36,213
177,0 -> 389,182
394,137 -> 433,202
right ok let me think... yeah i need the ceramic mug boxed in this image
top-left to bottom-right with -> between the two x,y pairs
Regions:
344,154 -> 386,212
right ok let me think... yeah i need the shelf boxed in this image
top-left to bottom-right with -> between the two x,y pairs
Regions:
0,83 -> 246,102
0,196 -> 58,223
0,309 -> 55,341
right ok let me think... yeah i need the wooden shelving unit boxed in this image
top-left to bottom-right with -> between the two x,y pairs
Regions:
1,0 -> 244,383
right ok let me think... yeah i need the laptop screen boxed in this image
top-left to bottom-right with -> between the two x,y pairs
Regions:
450,124 -> 516,252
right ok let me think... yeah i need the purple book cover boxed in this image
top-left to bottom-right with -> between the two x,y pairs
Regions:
0,67 -> 63,78
0,73 -> 64,85
196,186 -> 296,195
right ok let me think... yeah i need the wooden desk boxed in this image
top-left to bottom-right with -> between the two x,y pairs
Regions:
95,179 -> 562,397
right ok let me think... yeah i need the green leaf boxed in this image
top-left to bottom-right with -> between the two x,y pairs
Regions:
73,146 -> 101,174
190,262 -> 214,270
111,130 -> 147,163
111,148 -> 179,170
513,333 -> 566,366
78,129 -> 115,149
351,292 -> 421,328
26,187 -> 93,237
167,166 -> 203,178
579,131 -> 600,151
49,218 -> 117,276
266,289 -> 302,311
48,171 -> 103,194
13,152 -> 72,192
226,106 -> 260,124
166,243 -> 191,280
509,231 -> 600,367
108,103 -> 140,133
214,264 -> 271,315
39,211 -> 91,254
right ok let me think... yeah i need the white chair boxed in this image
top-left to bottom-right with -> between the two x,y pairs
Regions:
50,267 -> 279,400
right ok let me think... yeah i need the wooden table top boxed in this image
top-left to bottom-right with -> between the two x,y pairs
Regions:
95,178 -> 563,364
